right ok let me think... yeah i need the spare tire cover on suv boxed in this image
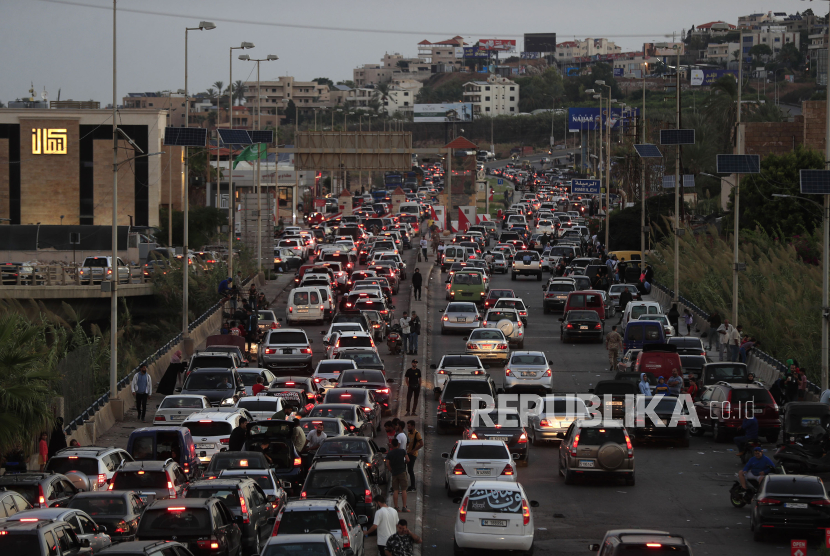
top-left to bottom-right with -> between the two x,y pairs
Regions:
497,319 -> 514,336
597,443 -> 626,470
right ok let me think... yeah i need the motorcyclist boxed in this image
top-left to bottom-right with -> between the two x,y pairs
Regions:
738,447 -> 775,490
735,413 -> 759,457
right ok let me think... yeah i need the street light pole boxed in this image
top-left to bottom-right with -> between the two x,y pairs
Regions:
674,46 -> 681,303
642,62 -> 647,269
110,0 -> 118,400
733,31 -> 743,327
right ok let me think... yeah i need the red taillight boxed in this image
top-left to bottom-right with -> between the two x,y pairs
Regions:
264,348 -> 276,355
300,491 -> 307,499
301,348 -> 312,354
757,498 -> 781,506
625,432 -> 633,457
271,510 -> 283,536
364,489 -> 372,504
502,464 -> 514,476
470,433 -> 478,439
289,307 -> 293,313
38,485 -> 46,507
107,481 -> 114,491
540,419 -> 551,427
543,368 -> 552,377
505,368 -> 512,376
570,434 -> 580,457
594,323 -> 602,330
339,516 -> 351,548
376,388 -> 389,393
97,473 -> 107,486
271,322 -> 278,329
114,520 -> 129,533
220,438 -> 229,445
439,402 -> 447,413
522,499 -> 530,525
293,458 -> 302,467
566,324 -> 573,329
154,415 -> 166,422
811,499 -> 830,506
459,495 -> 469,522
518,432 -> 527,444
453,463 -> 466,475
196,538 -> 220,550
442,316 -> 448,321
168,481 -> 176,499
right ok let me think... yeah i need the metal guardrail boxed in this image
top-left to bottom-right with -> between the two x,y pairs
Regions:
63,276 -> 251,433
1,265 -> 150,286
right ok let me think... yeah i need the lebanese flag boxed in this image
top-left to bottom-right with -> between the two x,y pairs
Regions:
489,191 -> 494,201
431,205 -> 438,222
458,208 -> 470,232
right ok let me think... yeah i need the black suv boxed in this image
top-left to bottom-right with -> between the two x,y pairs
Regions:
136,498 -> 242,556
313,436 -> 389,485
0,472 -> 79,508
300,460 -> 381,520
183,478 -> 275,555
437,375 -> 499,433
0,518 -> 92,555
588,380 -> 639,421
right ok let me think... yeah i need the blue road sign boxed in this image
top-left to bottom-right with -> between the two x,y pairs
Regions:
497,179 -> 504,185
571,179 -> 601,195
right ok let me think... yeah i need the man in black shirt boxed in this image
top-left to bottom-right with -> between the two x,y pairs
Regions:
228,417 -> 248,451
707,311 -> 722,351
617,287 -> 633,324
405,360 -> 422,416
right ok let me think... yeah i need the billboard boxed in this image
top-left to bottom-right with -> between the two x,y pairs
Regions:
690,69 -> 738,86
644,42 -> 685,58
478,39 -> 516,52
524,33 -> 557,53
565,66 -> 580,76
568,107 -> 639,132
521,52 -> 541,59
613,68 -> 624,77
463,46 -> 490,59
571,179 -> 601,195
413,103 -> 473,123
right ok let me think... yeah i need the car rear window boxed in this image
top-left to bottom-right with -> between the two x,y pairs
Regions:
184,421 -> 233,437
453,273 -> 482,286
307,470 -> 364,489
730,389 -> 774,405
339,370 -> 385,383
160,397 -> 204,409
184,372 -> 234,390
112,471 -> 168,489
293,291 -> 320,305
765,479 -> 826,497
543,398 -> 588,416
309,407 -> 353,420
456,445 -> 509,459
338,336 -> 373,348
237,399 -> 281,412
568,294 -> 602,308
567,311 -> 599,321
465,488 -> 523,513
705,365 -> 748,383
470,330 -> 505,341
185,487 -> 240,507
239,373 -> 263,387
487,311 -> 517,322
68,496 -> 127,516
300,420 -> 341,435
45,457 -> 99,476
268,332 -> 308,345
578,427 -> 627,444
317,361 -> 356,374
0,533 -> 39,552
277,511 -> 340,535
189,356 -> 233,370
446,303 -> 477,313
547,284 -> 574,293
139,507 -> 212,536
317,439 -> 369,456
337,352 -> 382,367
0,486 -> 37,505
440,356 -> 482,368
494,300 -> 525,310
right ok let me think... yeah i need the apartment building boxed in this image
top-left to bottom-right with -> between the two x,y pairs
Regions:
555,38 -> 621,63
242,76 -> 331,117
123,92 -> 199,128
740,25 -> 800,61
417,36 -> 466,71
462,75 -> 520,117
705,42 -> 741,65
384,79 -> 422,116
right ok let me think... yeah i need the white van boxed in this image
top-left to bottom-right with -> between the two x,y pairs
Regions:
398,202 -> 422,217
506,214 -> 527,227
441,245 -> 468,271
287,287 -> 325,325
622,301 -> 663,327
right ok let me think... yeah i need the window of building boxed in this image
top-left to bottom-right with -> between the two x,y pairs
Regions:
510,87 -> 515,91
485,96 -> 490,101
485,86 -> 490,91
404,92 -> 409,96
510,107 -> 515,112
510,97 -> 515,101
149,103 -> 153,107
404,101 -> 409,106
485,107 -> 491,112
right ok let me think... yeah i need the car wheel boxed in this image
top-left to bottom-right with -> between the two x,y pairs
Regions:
445,480 -> 454,498
713,422 -> 726,443
252,529 -> 261,556
689,424 -> 705,437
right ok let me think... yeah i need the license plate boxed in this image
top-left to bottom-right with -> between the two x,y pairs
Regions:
481,344 -> 492,349
197,443 -> 215,449
754,409 -> 763,414
785,503 -> 808,509
283,349 -> 293,355
578,460 -> 595,468
481,519 -> 508,527
457,318 -> 467,323
475,468 -> 491,476
521,372 -> 536,377
298,309 -> 308,313
611,401 -> 623,406
462,292 -> 472,296
488,436 -> 509,441
171,415 -> 185,420
579,325 -> 588,330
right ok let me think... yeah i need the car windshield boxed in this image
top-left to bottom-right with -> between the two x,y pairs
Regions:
307,470 -> 364,489
138,508 -> 212,535
447,303 -> 477,314
318,439 -> 369,456
510,355 -> 546,365
268,332 -> 308,345
765,480 -> 826,497
317,361 -> 355,374
68,496 -> 127,516
45,456 -> 99,476
160,397 -> 204,409
185,487 -> 240,507
465,488 -> 523,513
184,421 -> 233,437
184,372 -> 234,390
263,543 -> 333,556
470,330 -> 505,340
112,471 -> 168,489
579,427 -> 626,444
456,445 -> 509,459
309,407 -> 353,420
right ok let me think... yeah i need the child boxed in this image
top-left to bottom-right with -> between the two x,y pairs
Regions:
683,309 -> 694,337
654,376 -> 669,395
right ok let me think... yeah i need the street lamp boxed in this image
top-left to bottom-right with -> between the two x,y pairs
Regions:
227,41 -> 255,277
241,53 -> 279,273
596,80 -> 613,251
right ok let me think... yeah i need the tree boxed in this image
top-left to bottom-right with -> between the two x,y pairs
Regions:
284,99 -> 297,124
749,44 -> 773,64
205,87 -> 217,100
514,67 -> 565,112
233,80 -> 245,105
213,81 -> 224,95
596,194 -> 678,250
313,77 -> 335,90
777,43 -> 803,69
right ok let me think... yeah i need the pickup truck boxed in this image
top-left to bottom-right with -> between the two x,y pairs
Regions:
511,250 -> 543,281
79,256 -> 130,284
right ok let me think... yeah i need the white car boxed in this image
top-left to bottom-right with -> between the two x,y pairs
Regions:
235,395 -> 285,421
490,252 -> 508,274
503,351 -> 552,393
526,395 -> 590,444
431,354 -> 487,395
443,440 -> 518,496
482,308 -> 524,348
182,410 -> 249,464
536,220 -> 555,235
638,314 -> 676,337
454,481 -> 536,554
322,322 -> 364,345
153,395 -> 211,426
622,301 -> 663,326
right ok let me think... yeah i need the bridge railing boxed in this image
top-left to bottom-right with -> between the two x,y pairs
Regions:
1,265 -> 150,286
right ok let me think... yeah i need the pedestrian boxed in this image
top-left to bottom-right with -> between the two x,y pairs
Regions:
605,325 -> 623,371
221,321 -> 231,335
405,360 -> 422,416
384,519 -> 422,556
228,417 -> 248,451
729,324 -> 742,362
666,304 -> 680,335
785,360 -> 799,403
251,376 -> 266,396
399,312 -> 412,354
394,420 -> 408,451
685,376 -> 699,400
653,376 -> 669,395
365,495 -> 398,555
667,368 -> 683,396
617,258 -> 628,283
291,418 -> 307,454
244,308 -> 258,353
411,268 -> 422,301
717,319 -> 734,362
406,422 -> 423,495
48,417 -> 67,459
130,363 -> 152,422
706,310 -> 722,351
384,421 -> 396,446
617,286 -> 633,324
419,237 -> 428,261
304,421 -> 327,453
436,242 -> 445,263
69,439 -> 81,448
409,312 -> 421,354
639,373 -> 652,396
386,438 -> 410,512
38,432 -> 48,471
248,283 -> 258,312
797,368 -> 808,401
683,309 -> 694,336
734,414 -> 759,456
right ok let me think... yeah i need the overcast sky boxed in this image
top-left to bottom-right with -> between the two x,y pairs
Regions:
0,0 -> 817,105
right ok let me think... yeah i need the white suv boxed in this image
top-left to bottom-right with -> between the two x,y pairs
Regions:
182,410 -> 248,465
45,446 -> 134,490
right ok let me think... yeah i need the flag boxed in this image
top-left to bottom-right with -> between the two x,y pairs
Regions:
232,143 -> 267,169
430,205 -> 438,222
488,191 -> 494,201
458,208 -> 470,232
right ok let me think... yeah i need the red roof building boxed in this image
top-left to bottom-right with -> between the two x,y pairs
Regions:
443,136 -> 478,150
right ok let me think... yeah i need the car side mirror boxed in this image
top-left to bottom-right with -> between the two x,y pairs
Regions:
280,480 -> 292,490
512,453 -> 520,461
441,452 -> 449,459
358,515 -> 369,525
97,525 -> 108,532
548,360 -> 554,365
440,308 -> 445,313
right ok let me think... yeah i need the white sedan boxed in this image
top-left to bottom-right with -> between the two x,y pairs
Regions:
454,480 -> 536,554
153,394 -> 211,425
443,440 -> 518,496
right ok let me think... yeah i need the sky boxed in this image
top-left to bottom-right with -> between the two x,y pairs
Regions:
0,0 -> 819,106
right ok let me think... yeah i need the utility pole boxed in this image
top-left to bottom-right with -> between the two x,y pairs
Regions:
733,32 -> 743,327
110,0 -> 118,401
673,47 -> 681,302
641,63 -> 647,269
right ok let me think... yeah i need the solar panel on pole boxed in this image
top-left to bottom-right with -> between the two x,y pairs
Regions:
634,144 -> 662,158
660,129 -> 696,145
163,127 -> 208,147
249,130 -> 274,144
217,129 -> 253,145
716,154 -> 760,174
799,169 -> 830,195
683,174 -> 695,188
663,175 -> 675,189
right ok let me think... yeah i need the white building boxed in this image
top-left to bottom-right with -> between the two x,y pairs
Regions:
462,75 -> 520,117
555,38 -> 621,63
740,25 -> 800,61
383,79 -> 422,117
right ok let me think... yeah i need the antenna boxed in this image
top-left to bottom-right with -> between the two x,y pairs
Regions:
41,87 -> 48,102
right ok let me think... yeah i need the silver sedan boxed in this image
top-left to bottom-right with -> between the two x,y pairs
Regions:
440,302 -> 481,334
526,395 -> 590,445
503,351 -> 552,393
465,328 -> 510,363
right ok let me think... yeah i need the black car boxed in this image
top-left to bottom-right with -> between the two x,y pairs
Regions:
136,498 -> 242,556
667,336 -> 706,356
300,460 -> 381,520
67,491 -> 147,542
335,369 -> 392,414
560,310 -> 604,343
629,396 -> 691,447
268,376 -> 322,404
588,380 -> 639,420
751,474 -> 830,542
246,420 -> 308,493
463,425 -> 529,461
313,436 -> 389,485
338,292 -> 377,314
437,375 -> 499,433
679,355 -> 707,382
204,452 -> 272,477
308,404 -> 374,438
183,478 -> 276,555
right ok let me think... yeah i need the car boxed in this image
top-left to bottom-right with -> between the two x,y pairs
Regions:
621,301 -> 662,327
557,421 -> 635,485
257,310 -> 281,332
543,279 -> 576,313
259,329 -> 314,374
152,395 -> 212,426
482,308 -> 524,348
326,331 -> 378,360
245,420 -> 308,493
453,481 -> 536,555
333,348 -> 385,373
526,395 -> 591,445
637,314 -> 675,338
589,529 -> 693,555
463,425 -> 529,462
464,328 -> 510,363
322,388 -> 381,431
308,404 -> 375,438
237,369 -> 277,396
66,491 -> 148,543
0,489 -> 31,518
489,251 -> 509,274
629,396 -> 692,447
181,410 -> 249,465
503,351 -> 552,394
690,382 -> 780,443
667,336 -> 706,356
0,507 -> 113,552
46,446 -> 135,491
313,436 -> 389,485
492,298 -> 529,326
560,310 -> 604,343
700,362 -> 750,388
322,322 -> 365,345
268,376 -> 322,403
437,375 -> 499,433
180,368 -> 244,407
447,270 -> 487,304
0,517 -> 92,555
633,344 -> 683,381
360,309 -> 389,341
0,472 -> 80,509
334,369 -> 392,414
286,287 -> 326,325
108,460 -> 187,503
298,418 -> 354,438
264,532 -> 355,556
440,303 -> 482,335
234,396 -> 285,422
182,478 -> 276,555
274,248 -> 303,271
135,498 -> 242,556
608,283 -> 641,309
430,355 -> 487,396
185,352 -> 239,380
511,250 -> 543,281
442,440 -> 518,496
750,474 -> 830,542
313,360 -> 359,389
299,460 -> 381,520
616,349 -> 642,373
203,452 -> 272,478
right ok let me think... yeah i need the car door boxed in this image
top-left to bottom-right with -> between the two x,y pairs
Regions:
247,484 -> 271,543
355,407 -> 372,437
695,387 -> 715,428
75,513 -> 110,552
216,502 -> 242,556
559,423 -> 576,469
47,479 -> 65,507
55,526 -> 86,555
346,505 -> 364,555
445,441 -> 459,479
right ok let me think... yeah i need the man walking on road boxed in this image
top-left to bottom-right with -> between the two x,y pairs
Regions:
409,311 -> 421,354
605,325 -> 623,371
365,496 -> 398,555
131,364 -> 152,422
399,312 -> 412,354
405,360 -> 422,416
419,237 -> 428,261
617,287 -> 633,324
384,520 -> 422,556
229,417 -> 248,451
386,438 -> 409,512
405,420 -> 423,493
717,319 -> 734,362
707,310 -> 722,351
411,268 -> 423,301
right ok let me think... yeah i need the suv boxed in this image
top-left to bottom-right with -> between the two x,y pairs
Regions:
259,329 -> 314,373
98,540 -> 195,556
430,355 -> 487,396
108,460 -> 188,502
185,352 -> 238,379
437,375 -> 499,432
0,472 -> 79,508
79,256 -> 130,284
0,489 -> 32,518
588,380 -> 639,421
272,497 -> 368,555
511,250 -> 542,281
46,446 -> 134,491
557,421 -> 635,485
0,507 -> 113,552
590,530 -> 693,555
666,336 -> 706,356
182,410 -> 248,465
299,460 -> 380,520
633,344 -> 683,381
180,367 -> 244,406
183,478 -> 275,555
136,498 -> 242,556
0,518 -> 92,555
482,308 -> 524,348
543,279 -> 576,313
691,382 -> 780,443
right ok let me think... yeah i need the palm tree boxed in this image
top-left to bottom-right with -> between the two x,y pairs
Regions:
213,81 -> 224,93
205,87 -> 217,100
234,80 -> 245,105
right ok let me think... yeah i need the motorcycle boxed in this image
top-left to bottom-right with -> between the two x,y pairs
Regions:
729,466 -> 786,508
386,324 -> 403,355
775,445 -> 830,474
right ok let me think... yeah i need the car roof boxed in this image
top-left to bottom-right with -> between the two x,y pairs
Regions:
509,350 -> 545,357
186,479 -> 250,488
2,508 -> 73,519
457,440 -> 509,446
147,498 -> 214,509
575,419 -> 625,429
468,480 -> 521,490
121,460 -> 171,470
